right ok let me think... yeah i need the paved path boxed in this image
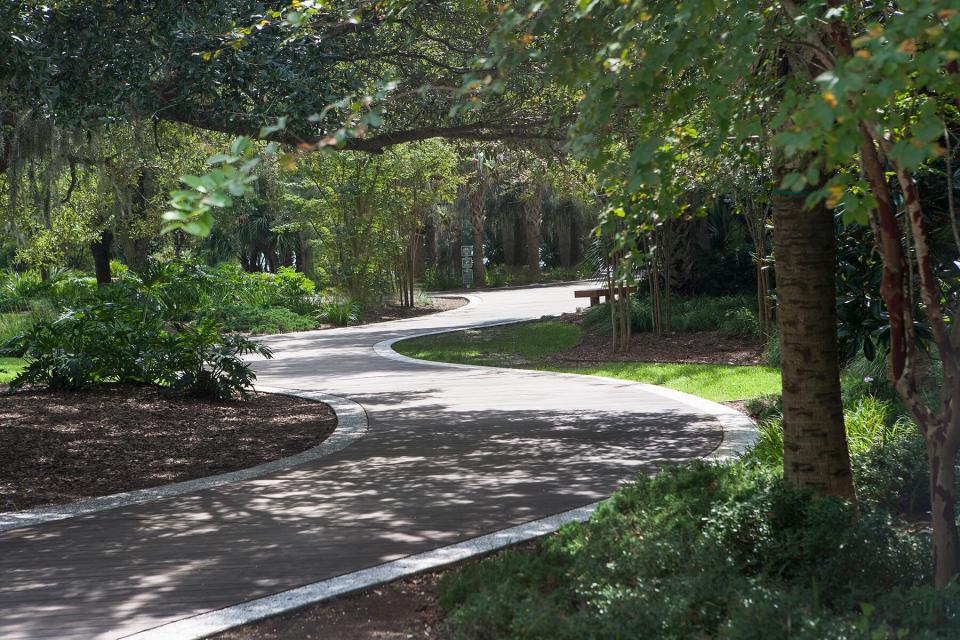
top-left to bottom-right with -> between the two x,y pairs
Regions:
0,282 -> 726,639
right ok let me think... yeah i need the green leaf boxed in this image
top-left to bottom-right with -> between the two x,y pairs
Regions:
206,154 -> 236,166
259,116 -> 288,138
231,136 -> 252,157
203,192 -> 234,208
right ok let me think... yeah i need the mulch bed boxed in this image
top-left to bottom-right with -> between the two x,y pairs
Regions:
216,570 -> 446,640
362,296 -> 468,324
214,541 -> 538,640
547,319 -> 766,366
0,385 -> 336,512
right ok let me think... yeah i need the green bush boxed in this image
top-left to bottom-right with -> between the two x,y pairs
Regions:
584,294 -> 758,336
484,265 -> 514,288
763,330 -> 782,366
221,305 -> 316,335
422,266 -> 462,291
318,295 -> 361,326
0,270 -> 44,311
440,462 -> 935,640
718,307 -> 760,337
743,393 -> 781,421
152,320 -> 272,399
0,293 -> 271,399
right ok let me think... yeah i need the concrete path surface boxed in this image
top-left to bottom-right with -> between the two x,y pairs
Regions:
0,282 -> 731,639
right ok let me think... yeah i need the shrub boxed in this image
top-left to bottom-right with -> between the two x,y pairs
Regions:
743,393 -> 781,421
439,462 -> 933,640
853,430 -> 932,517
222,305 -> 316,335
0,293 -> 271,399
484,265 -> 514,288
1,301 -> 163,389
422,266 -> 461,291
258,266 -> 317,314
718,307 -> 760,337
0,270 -> 44,311
153,320 -> 272,399
763,329 -> 782,366
318,295 -> 361,326
584,294 -> 758,336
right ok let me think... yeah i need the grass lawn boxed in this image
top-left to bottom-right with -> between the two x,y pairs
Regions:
545,362 -> 781,402
0,358 -> 25,384
395,321 -> 780,402
395,321 -> 583,366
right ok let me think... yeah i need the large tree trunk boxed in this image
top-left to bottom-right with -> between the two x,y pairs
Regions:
501,207 -> 516,267
525,217 -> 540,271
117,168 -> 154,273
90,230 -> 114,286
570,216 -> 583,265
772,190 -> 855,498
557,204 -> 573,267
424,218 -> 437,269
524,183 -> 545,272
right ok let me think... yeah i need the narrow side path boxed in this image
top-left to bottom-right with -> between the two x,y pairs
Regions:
0,283 -> 728,639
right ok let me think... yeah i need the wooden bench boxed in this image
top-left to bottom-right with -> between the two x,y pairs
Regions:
574,287 -> 636,307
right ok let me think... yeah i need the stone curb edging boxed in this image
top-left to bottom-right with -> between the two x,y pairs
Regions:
128,314 -> 756,640
0,387 -> 368,534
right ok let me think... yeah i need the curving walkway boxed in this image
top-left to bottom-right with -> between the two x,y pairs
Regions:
0,282 -> 740,639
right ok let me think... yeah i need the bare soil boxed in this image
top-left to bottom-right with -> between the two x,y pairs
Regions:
0,385 -> 336,511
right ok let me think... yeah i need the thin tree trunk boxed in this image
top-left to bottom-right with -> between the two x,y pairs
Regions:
472,227 -> 484,286
470,178 -> 486,287
409,231 -> 417,307
771,189 -> 854,499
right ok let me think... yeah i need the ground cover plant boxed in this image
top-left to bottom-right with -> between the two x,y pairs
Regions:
584,294 -> 762,337
438,369 -> 958,639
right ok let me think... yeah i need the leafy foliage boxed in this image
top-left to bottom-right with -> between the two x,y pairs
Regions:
584,294 -> 759,336
317,295 -> 361,327
0,285 -> 271,399
440,462 -> 938,640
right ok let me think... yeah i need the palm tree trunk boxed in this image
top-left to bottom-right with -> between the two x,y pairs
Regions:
771,189 -> 855,499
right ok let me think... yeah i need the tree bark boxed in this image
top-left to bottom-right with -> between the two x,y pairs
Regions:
470,176 -> 486,286
525,216 -> 540,271
117,168 -> 153,273
524,182 -> 546,272
771,190 -> 854,498
501,207 -> 516,267
929,435 -> 960,587
424,218 -> 437,269
90,230 -> 114,286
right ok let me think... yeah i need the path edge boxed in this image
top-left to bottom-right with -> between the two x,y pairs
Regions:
0,387 -> 368,534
